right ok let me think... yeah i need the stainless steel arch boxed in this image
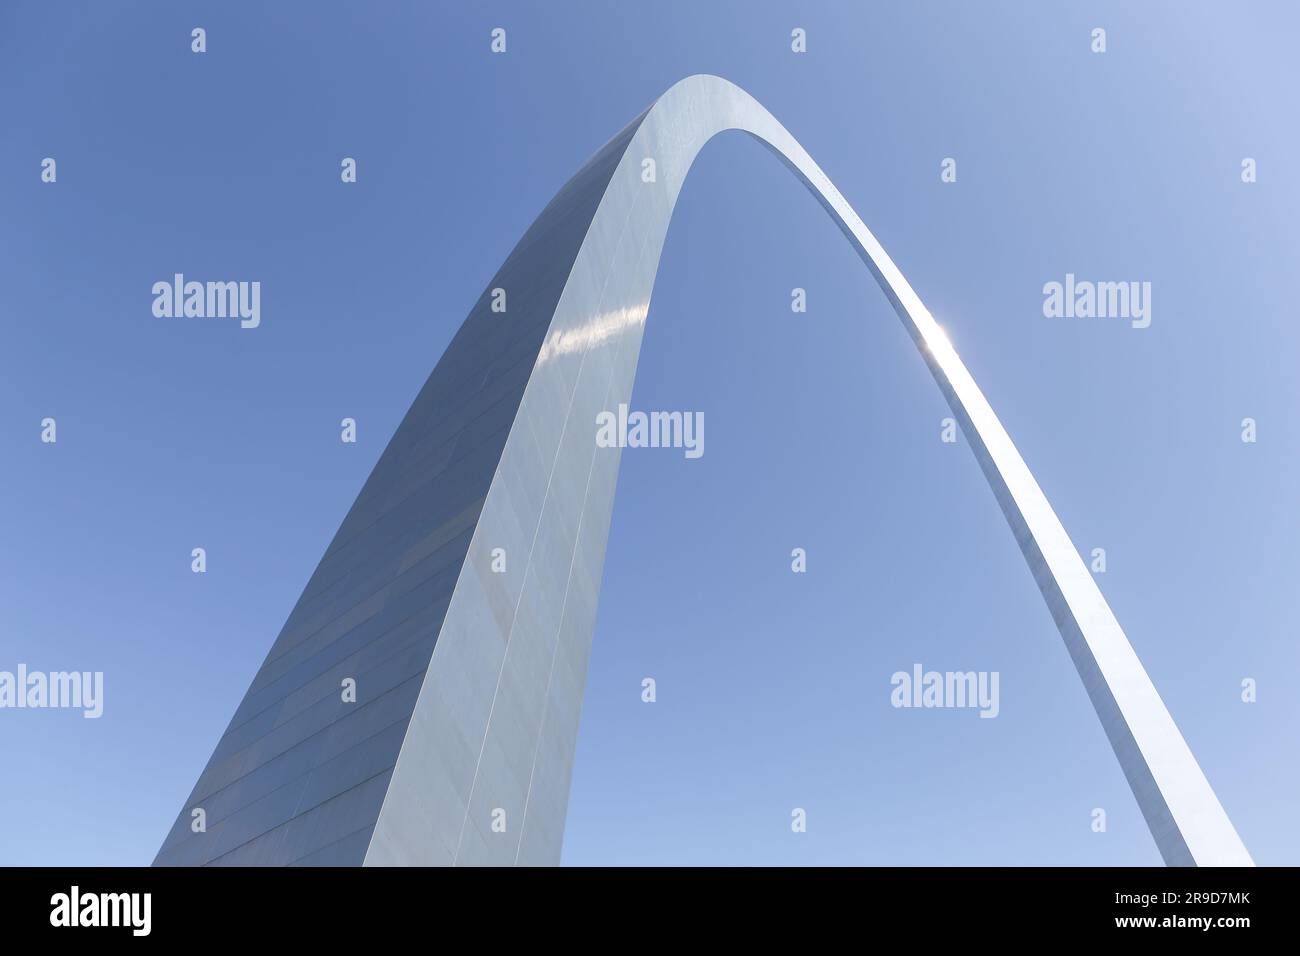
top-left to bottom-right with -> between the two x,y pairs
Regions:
156,75 -> 1251,868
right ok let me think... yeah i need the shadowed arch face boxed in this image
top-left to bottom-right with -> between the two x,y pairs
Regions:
154,76 -> 1250,868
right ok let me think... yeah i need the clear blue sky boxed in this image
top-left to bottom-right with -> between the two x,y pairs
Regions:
1,1 -> 1295,866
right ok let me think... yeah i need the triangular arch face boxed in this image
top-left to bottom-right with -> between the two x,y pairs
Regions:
154,76 -> 1250,868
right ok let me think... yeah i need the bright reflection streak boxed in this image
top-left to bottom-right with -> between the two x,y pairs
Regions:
536,301 -> 648,366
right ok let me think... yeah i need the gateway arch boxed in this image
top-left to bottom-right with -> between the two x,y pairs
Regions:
155,75 -> 1252,868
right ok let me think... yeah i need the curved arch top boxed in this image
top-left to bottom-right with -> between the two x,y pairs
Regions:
155,76 -> 1251,869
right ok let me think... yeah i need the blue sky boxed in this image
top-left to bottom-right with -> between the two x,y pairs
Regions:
1,1 -> 1296,866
